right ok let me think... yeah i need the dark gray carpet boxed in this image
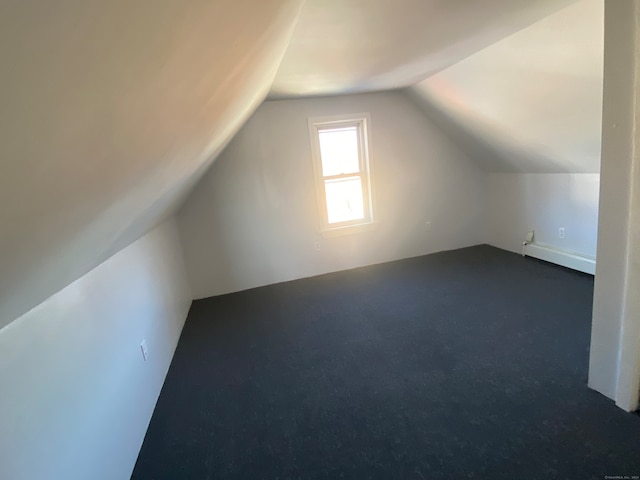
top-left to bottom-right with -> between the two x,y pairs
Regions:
131,245 -> 640,480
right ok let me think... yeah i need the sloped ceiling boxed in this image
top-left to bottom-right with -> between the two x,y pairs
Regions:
0,0 -> 603,329
270,0 -> 579,98
408,0 -> 604,173
0,0 -> 304,329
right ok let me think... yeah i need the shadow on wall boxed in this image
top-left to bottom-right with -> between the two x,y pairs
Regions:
403,88 -> 573,173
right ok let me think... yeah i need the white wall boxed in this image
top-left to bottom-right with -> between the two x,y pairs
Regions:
589,0 -> 640,411
487,174 -> 600,258
0,218 -> 191,480
178,92 -> 487,299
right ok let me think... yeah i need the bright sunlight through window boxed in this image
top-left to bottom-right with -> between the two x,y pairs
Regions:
309,114 -> 374,234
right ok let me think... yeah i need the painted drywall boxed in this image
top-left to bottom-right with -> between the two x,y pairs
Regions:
271,0 -> 578,98
487,174 -> 599,258
589,0 -> 640,411
0,218 -> 191,480
0,0 -> 304,331
178,92 -> 487,299
409,0 -> 603,174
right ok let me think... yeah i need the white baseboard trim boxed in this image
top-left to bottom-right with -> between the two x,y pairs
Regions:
523,243 -> 596,275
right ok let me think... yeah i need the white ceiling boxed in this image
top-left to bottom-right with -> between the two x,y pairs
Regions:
0,0 -> 304,329
0,0 -> 601,329
270,0 -> 579,98
409,0 -> 603,173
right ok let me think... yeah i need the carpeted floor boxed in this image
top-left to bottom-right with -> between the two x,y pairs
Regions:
131,245 -> 640,480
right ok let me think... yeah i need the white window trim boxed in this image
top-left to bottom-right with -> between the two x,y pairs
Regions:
308,113 -> 376,237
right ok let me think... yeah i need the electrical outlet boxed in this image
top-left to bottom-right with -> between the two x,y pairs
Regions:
140,339 -> 148,362
559,227 -> 566,239
314,240 -> 320,251
425,221 -> 432,232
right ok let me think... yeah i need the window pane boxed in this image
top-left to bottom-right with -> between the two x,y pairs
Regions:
325,177 -> 365,224
318,127 -> 360,177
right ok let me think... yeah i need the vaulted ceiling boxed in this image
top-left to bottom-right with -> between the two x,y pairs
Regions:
270,0 -> 579,98
1,0 -> 599,329
409,0 -> 603,173
0,0 -> 305,329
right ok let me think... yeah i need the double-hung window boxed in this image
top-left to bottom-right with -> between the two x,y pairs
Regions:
308,114 -> 374,235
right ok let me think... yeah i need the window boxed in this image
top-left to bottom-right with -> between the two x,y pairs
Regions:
308,114 -> 374,235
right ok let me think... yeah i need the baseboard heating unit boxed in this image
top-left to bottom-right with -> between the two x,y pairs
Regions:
522,242 -> 596,275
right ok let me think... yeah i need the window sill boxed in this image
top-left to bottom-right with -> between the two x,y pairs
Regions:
321,221 -> 377,238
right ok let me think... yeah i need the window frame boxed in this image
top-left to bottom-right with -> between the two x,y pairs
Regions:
308,113 -> 375,236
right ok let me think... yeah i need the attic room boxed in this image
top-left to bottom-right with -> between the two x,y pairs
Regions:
1,0 -> 639,479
